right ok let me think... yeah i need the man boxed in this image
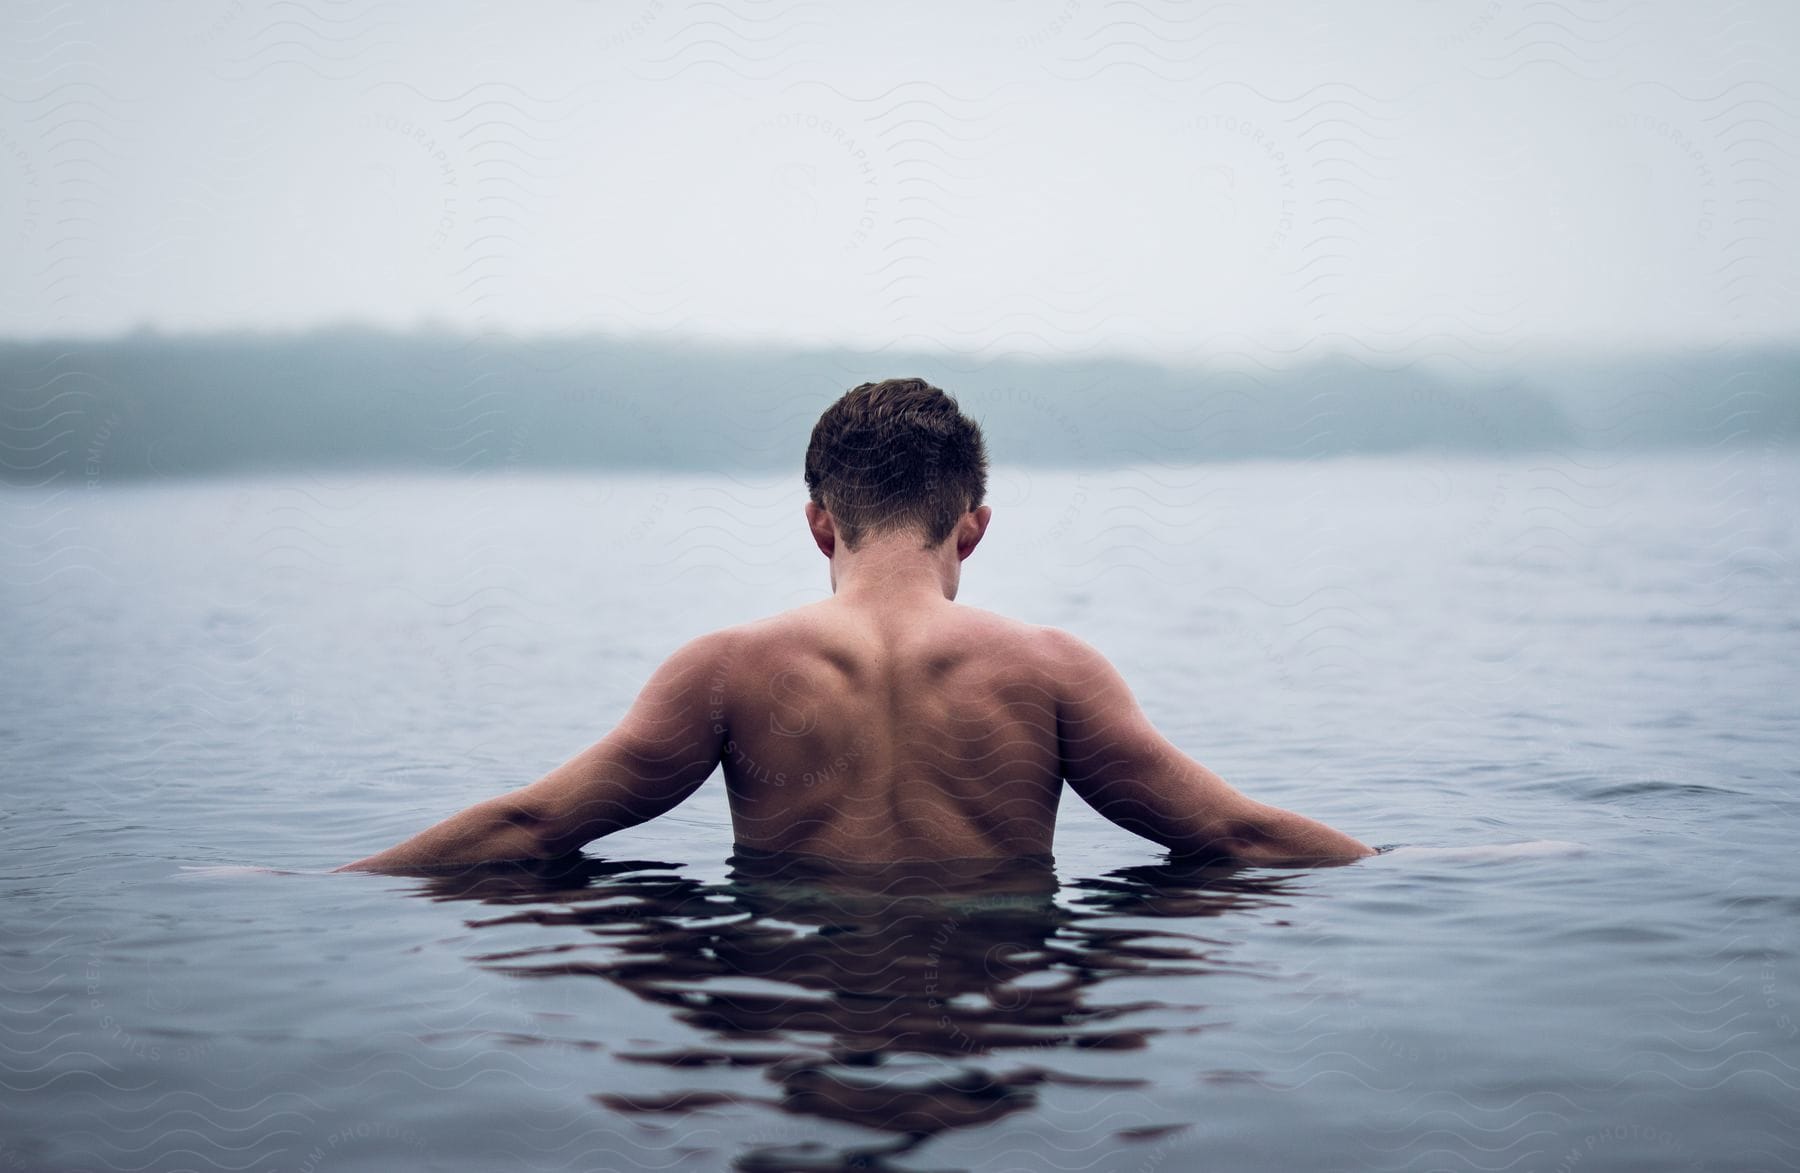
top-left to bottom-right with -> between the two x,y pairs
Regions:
337,378 -> 1372,872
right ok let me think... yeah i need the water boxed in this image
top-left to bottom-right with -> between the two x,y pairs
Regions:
3,453 -> 1797,1172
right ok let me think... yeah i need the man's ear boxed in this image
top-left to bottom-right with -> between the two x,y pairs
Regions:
805,501 -> 836,558
955,504 -> 992,561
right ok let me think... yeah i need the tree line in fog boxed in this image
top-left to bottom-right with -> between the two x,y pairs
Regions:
1,328 -> 1794,482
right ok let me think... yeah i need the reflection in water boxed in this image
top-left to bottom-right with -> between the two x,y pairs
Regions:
414,850 -> 1300,1171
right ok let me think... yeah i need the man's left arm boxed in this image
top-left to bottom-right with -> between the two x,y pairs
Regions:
335,632 -> 732,873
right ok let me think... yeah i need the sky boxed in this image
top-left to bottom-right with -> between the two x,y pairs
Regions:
2,0 -> 1797,362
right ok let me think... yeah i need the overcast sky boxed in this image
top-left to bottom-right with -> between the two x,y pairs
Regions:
2,1 -> 1796,361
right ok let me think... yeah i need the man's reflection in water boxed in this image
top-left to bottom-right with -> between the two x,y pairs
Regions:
415,850 -> 1298,1170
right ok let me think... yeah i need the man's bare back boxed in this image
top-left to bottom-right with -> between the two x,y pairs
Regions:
336,378 -> 1372,874
718,598 -> 1065,861
337,535 -> 1371,873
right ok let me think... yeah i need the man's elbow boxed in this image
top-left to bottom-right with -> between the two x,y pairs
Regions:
511,789 -> 653,860
1158,819 -> 1271,863
498,799 -> 587,861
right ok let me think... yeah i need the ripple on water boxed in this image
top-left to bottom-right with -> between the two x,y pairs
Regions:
401,849 -> 1297,1161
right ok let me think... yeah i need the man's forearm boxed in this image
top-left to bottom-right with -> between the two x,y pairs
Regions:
1148,797 -> 1373,864
334,791 -> 551,872
1222,801 -> 1374,865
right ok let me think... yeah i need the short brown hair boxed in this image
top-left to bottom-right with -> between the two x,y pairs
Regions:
804,377 -> 988,550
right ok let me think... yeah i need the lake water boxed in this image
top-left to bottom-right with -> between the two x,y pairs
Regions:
2,452 -> 1797,1172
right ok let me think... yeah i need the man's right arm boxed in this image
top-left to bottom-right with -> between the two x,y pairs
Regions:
1045,628 -> 1373,865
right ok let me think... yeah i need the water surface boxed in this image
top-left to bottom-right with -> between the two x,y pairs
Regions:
2,454 -> 1796,1171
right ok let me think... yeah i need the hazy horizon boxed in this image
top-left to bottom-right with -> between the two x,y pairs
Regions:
3,327 -> 1792,482
5,318 -> 1793,364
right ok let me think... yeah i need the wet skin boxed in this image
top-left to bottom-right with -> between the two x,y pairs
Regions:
337,503 -> 1373,872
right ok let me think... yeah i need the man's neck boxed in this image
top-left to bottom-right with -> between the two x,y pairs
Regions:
829,532 -> 959,604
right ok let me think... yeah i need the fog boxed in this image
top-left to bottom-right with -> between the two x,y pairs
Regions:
1,2 -> 1796,478
2,1 -> 1797,356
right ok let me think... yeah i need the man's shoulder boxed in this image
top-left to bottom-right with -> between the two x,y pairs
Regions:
955,606 -> 1072,654
945,611 -> 1098,658
1030,622 -> 1105,662
692,604 -> 826,649
927,609 -> 1115,687
1001,623 -> 1127,696
665,607 -> 823,670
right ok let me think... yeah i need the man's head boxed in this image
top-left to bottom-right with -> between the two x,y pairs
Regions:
804,377 -> 989,553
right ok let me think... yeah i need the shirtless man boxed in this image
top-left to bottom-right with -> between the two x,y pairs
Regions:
338,379 -> 1372,872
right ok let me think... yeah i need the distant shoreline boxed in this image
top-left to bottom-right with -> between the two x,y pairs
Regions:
3,330 -> 1794,483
